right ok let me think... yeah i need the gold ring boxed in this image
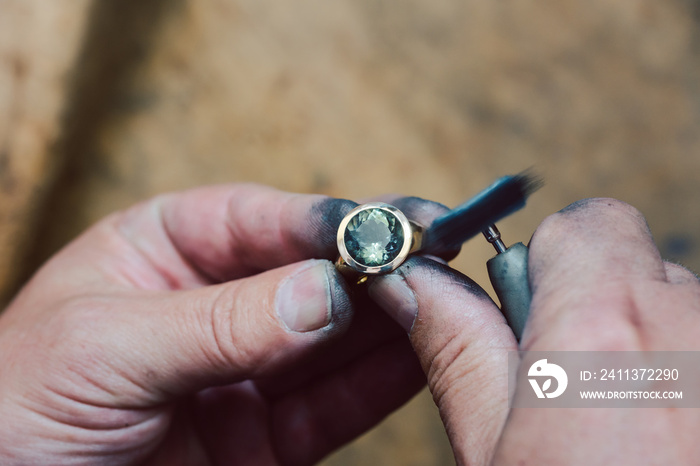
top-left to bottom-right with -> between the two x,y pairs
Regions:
335,202 -> 424,282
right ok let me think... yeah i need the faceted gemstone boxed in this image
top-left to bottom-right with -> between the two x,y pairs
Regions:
344,208 -> 404,266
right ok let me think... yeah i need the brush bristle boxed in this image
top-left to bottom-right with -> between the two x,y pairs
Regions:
513,170 -> 544,199
425,172 -> 543,252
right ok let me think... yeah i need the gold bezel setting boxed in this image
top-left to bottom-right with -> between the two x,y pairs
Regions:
336,202 -> 418,275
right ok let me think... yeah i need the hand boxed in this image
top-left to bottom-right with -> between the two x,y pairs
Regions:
0,184 -> 451,465
369,198 -> 700,465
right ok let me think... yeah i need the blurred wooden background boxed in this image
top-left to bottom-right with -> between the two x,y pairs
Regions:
2,0 -> 699,464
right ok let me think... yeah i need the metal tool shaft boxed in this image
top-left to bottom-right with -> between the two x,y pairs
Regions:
483,224 -> 507,254
484,225 -> 532,341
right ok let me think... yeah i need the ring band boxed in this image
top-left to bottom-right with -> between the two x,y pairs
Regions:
335,202 -> 424,281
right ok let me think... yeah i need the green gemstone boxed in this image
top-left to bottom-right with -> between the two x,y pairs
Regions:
344,208 -> 404,267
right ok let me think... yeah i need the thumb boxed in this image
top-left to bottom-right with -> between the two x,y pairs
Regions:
86,259 -> 352,400
368,256 -> 517,465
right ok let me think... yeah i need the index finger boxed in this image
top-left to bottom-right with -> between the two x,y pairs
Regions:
114,184 -> 358,284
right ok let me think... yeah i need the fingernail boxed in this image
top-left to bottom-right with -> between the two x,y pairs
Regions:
368,273 -> 418,332
277,261 -> 333,333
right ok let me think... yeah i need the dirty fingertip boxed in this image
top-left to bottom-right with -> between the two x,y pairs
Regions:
368,273 -> 419,332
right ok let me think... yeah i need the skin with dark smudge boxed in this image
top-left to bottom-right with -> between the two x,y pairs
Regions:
396,255 -> 492,301
556,198 -> 602,215
304,197 -> 358,259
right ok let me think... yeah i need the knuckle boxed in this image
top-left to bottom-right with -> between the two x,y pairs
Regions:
421,321 -> 509,407
205,286 -> 245,370
425,335 -> 474,405
204,284 -> 278,376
